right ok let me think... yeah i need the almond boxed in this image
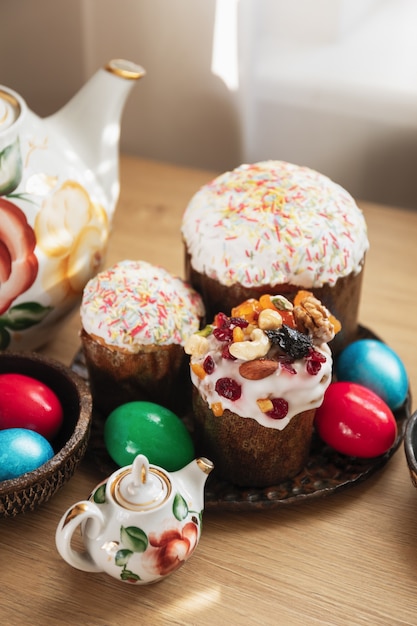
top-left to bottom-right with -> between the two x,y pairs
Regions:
239,358 -> 278,380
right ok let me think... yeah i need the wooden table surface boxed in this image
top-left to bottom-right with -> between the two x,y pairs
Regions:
2,154 -> 417,626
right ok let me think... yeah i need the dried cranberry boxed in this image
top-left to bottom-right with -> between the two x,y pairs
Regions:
215,377 -> 241,401
221,344 -> 236,360
214,312 -> 230,328
229,316 -> 249,329
306,348 -> 327,375
266,397 -> 289,419
306,359 -> 321,375
203,355 -> 215,374
278,356 -> 297,375
308,348 -> 326,363
213,326 -> 234,342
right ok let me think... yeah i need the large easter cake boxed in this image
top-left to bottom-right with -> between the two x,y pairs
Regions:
181,160 -> 369,353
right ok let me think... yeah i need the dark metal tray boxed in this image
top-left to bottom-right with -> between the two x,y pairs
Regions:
72,325 -> 410,512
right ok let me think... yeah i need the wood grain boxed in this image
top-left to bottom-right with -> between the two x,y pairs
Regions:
2,155 -> 416,626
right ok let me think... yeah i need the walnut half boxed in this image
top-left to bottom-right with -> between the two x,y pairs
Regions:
293,295 -> 335,344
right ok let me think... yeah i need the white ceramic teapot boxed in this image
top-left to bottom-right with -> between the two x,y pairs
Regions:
55,454 -> 214,584
0,59 -> 145,350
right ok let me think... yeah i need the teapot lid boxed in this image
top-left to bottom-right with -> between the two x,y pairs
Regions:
111,455 -> 171,511
0,88 -> 22,131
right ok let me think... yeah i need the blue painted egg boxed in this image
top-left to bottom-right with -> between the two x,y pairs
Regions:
335,339 -> 408,411
0,428 -> 54,481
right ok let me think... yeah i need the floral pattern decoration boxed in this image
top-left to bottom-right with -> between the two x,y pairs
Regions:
92,485 -> 202,584
0,135 -> 109,348
34,180 -> 109,302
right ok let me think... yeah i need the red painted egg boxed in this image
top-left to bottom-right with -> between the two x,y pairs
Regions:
0,373 -> 64,441
315,381 -> 397,458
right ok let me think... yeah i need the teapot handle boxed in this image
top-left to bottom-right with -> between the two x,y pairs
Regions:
55,500 -> 105,573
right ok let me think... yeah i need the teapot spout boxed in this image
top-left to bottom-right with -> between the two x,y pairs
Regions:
46,59 -> 145,216
172,457 -> 214,513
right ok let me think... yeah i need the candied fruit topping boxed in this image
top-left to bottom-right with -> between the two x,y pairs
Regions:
266,397 -> 289,420
257,398 -> 274,413
188,292 -> 335,425
232,326 -> 245,342
212,313 -> 249,342
293,289 -> 314,307
231,299 -> 261,323
259,294 -> 295,327
215,377 -> 242,401
211,402 -> 224,417
191,362 -> 206,379
329,314 -> 342,335
259,294 -> 276,310
277,309 -> 296,328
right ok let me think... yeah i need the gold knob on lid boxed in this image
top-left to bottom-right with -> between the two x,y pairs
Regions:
105,59 -> 146,80
112,455 -> 171,511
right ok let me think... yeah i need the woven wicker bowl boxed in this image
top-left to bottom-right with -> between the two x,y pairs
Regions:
0,352 -> 92,517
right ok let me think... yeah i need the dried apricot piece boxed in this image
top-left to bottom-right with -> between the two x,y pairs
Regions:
330,314 -> 342,335
259,294 -> 275,310
293,290 -> 314,307
231,298 -> 260,323
191,363 -> 206,379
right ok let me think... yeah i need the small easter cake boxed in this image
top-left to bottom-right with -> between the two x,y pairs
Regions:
181,160 -> 368,353
185,291 -> 339,487
80,259 -> 205,416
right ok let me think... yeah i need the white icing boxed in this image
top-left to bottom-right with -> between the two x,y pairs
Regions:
80,260 -> 205,350
181,160 -> 369,288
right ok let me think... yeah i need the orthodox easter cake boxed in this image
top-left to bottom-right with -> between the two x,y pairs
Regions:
181,160 -> 368,353
185,291 -> 339,486
80,259 -> 205,416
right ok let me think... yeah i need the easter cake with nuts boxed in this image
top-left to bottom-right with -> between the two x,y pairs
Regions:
181,160 -> 368,354
185,291 -> 340,487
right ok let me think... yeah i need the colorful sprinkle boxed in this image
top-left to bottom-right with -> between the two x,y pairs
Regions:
181,161 -> 369,288
81,260 -> 205,350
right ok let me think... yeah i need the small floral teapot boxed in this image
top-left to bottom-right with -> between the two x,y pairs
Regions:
55,454 -> 214,584
0,59 -> 145,350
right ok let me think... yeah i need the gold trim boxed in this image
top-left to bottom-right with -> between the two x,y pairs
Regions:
196,457 -> 214,475
111,467 -> 171,511
62,502 -> 89,527
0,90 -> 21,125
105,59 -> 146,80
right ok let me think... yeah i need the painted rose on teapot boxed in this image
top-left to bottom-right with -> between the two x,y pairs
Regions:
0,59 -> 145,350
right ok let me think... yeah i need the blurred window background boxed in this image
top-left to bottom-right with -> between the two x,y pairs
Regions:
2,0 -> 417,208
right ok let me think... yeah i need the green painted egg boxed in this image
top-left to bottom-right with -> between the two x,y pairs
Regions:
104,401 -> 195,471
